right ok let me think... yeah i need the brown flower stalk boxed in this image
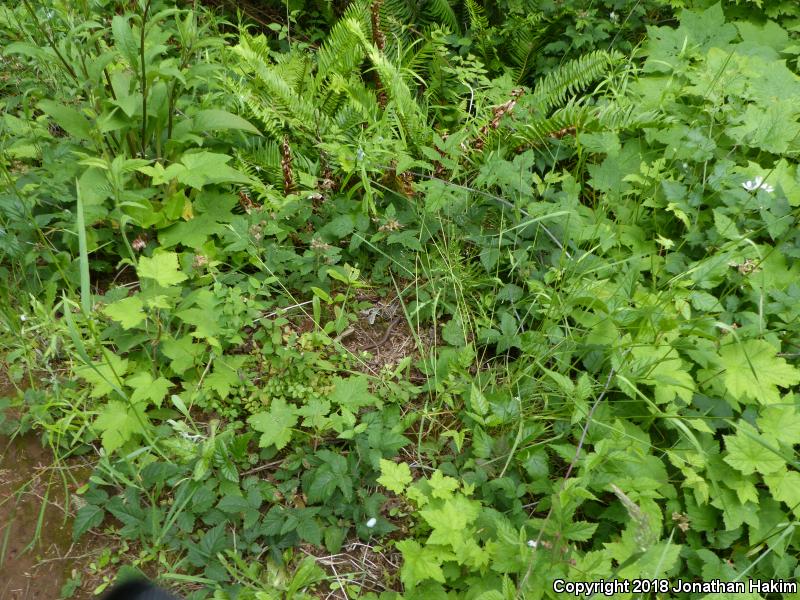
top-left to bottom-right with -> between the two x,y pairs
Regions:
472,87 -> 524,151
281,135 -> 295,194
371,0 -> 388,108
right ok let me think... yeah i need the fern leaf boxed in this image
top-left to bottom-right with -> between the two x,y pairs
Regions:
531,50 -> 622,114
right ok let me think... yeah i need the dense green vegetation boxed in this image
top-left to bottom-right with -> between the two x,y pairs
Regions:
2,0 -> 800,597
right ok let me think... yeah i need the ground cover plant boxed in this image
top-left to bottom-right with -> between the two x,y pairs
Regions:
2,0 -> 800,598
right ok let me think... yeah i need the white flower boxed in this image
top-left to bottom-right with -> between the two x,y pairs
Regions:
527,540 -> 537,548
610,11 -> 618,22
366,517 -> 377,528
20,314 -> 27,322
742,176 -> 774,194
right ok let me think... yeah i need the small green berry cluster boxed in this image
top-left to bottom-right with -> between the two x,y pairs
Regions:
242,365 -> 335,415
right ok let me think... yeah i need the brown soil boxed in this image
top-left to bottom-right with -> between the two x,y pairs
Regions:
0,383 -> 102,600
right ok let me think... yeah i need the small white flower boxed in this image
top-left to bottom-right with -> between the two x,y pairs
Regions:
742,176 -> 774,194
527,540 -> 537,548
20,314 -> 27,322
356,147 -> 365,162
682,162 -> 688,169
610,11 -> 618,22
366,517 -> 377,528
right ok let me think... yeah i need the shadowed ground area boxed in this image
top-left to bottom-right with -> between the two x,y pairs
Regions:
0,433 -> 76,598
0,381 -> 101,600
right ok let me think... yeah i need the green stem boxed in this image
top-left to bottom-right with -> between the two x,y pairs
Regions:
140,0 -> 152,157
21,0 -> 77,82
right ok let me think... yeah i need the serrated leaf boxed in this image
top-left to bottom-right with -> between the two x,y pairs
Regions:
296,513 -> 322,546
73,504 -> 104,540
378,459 -> 412,494
420,495 -> 480,548
763,467 -> 800,518
428,471 -> 459,500
469,384 -> 489,416
630,345 -> 694,404
204,355 -> 248,399
161,335 -> 205,375
249,398 -> 298,450
442,317 -> 466,347
723,428 -> 784,475
93,400 -> 149,453
758,405 -> 800,446
127,372 -> 172,407
719,340 -> 800,405
75,355 -> 129,398
158,214 -> 225,250
329,375 -> 379,410
217,495 -> 250,514
713,209 -> 740,240
138,251 -> 188,287
396,539 -> 447,588
562,520 -> 598,541
103,295 -> 146,329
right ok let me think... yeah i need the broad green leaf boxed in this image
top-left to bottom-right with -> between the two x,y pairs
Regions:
38,100 -> 92,140
217,495 -> 250,514
103,295 -> 146,329
763,467 -> 800,518
630,345 -> 694,404
127,372 -> 172,407
93,400 -> 149,453
111,15 -> 139,68
713,209 -> 740,240
296,513 -> 322,546
329,375 -> 379,410
137,162 -> 185,185
709,487 -> 759,531
75,355 -> 128,398
395,540 -> 447,588
161,335 -> 205,374
562,520 -> 599,542
204,355 -> 248,399
678,3 -> 737,53
723,429 -> 784,475
428,471 -> 459,500
758,404 -> 800,446
73,505 -> 104,541
137,251 -> 188,287
727,102 -> 800,155
192,109 -> 261,135
420,495 -> 481,548
296,397 -> 331,430
719,340 -> 800,405
177,152 -> 250,189
158,214 -> 225,249
442,317 -> 466,347
249,398 -> 298,450
469,384 -> 489,416
378,459 -> 412,494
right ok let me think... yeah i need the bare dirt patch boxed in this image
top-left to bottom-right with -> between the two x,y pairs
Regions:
0,383 -> 104,599
300,538 -> 403,599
